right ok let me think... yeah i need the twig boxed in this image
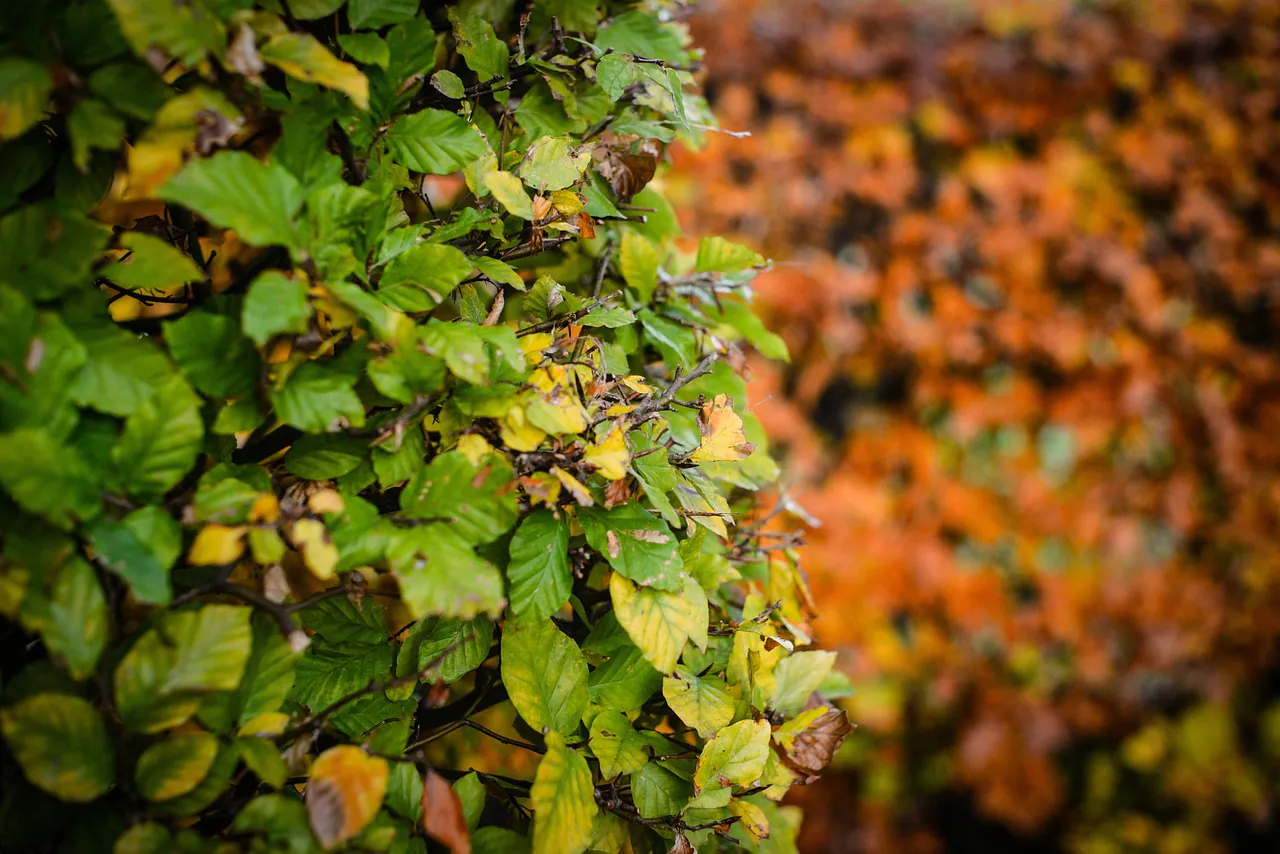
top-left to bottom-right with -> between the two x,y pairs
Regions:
515,289 -> 623,337
627,353 -> 719,424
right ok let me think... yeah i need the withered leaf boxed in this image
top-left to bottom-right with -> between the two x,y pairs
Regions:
778,708 -> 853,780
422,768 -> 471,854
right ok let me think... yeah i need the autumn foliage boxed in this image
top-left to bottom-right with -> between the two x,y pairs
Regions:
674,0 -> 1280,850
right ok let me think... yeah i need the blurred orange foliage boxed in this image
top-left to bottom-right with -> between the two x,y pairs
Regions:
671,0 -> 1280,850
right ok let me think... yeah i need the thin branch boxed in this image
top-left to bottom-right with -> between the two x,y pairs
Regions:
515,289 -> 623,337
627,353 -> 719,424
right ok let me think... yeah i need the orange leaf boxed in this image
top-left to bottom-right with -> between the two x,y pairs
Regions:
422,769 -> 471,854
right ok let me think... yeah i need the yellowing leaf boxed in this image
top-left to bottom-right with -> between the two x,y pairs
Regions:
520,331 -> 555,364
290,518 -> 338,579
520,472 -> 562,507
690,394 -> 755,463
609,572 -> 700,674
549,189 -> 585,215
485,170 -> 535,220
456,433 -> 496,465
134,731 -> 219,801
605,403 -> 636,416
531,733 -> 597,854
693,719 -> 771,792
238,712 -> 290,737
188,524 -> 247,566
527,395 -> 588,435
307,746 -> 388,849
552,466 -> 594,506
126,88 -> 242,197
729,798 -> 771,842
260,33 -> 369,110
583,426 -> 629,480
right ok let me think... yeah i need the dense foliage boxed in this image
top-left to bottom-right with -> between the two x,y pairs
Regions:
0,2 -> 848,852
675,0 -> 1280,851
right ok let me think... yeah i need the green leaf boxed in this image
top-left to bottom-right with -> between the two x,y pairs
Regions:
0,428 -> 101,527
111,375 -> 205,499
450,10 -> 509,81
400,450 -> 518,544
392,616 -> 494,697
42,556 -> 108,680
88,61 -> 168,121
507,509 -> 572,621
377,243 -> 473,312
86,506 -> 181,606
0,694 -> 115,802
596,54 -> 635,102
288,0 -> 346,19
166,311 -> 261,399
454,771 -> 485,830
135,731 -> 219,801
770,650 -> 837,716
234,614 -> 300,726
270,362 -> 365,433
159,152 -> 303,251
260,33 -> 369,111
708,297 -> 789,362
422,319 -> 524,385
472,256 -> 526,291
631,761 -> 692,819
589,711 -> 652,779
113,823 -> 173,854
114,606 -> 253,732
337,33 -> 390,68
0,58 -> 52,141
639,309 -> 699,370
292,641 -> 391,713
486,170 -> 535,220
67,311 -> 175,417
518,136 -> 591,192
236,736 -> 289,789
663,665 -> 734,738
431,69 -> 467,99
619,231 -> 658,301
595,11 -> 687,64
349,0 -> 418,29
389,525 -> 506,620
102,232 -> 203,292
579,503 -> 682,591
579,306 -> 636,328
588,642 -> 663,711
693,719 -> 771,792
695,236 -> 765,274
388,110 -> 487,175
609,573 -> 701,675
68,99 -> 125,171
242,271 -> 312,346
0,206 -> 110,298
286,433 -> 367,480
531,732 -> 596,854
501,617 -> 589,736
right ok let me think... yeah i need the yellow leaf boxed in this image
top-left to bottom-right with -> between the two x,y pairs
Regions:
501,405 -> 547,452
456,433 -> 496,465
531,733 -> 597,854
291,518 -> 338,579
605,403 -> 635,417
619,375 -> 654,394
248,493 -> 280,522
583,426 -> 629,480
729,798 -> 771,842
552,466 -> 594,506
238,712 -> 291,737
521,331 -> 554,364
485,170 -> 535,220
306,746 -> 388,849
308,489 -> 345,515
188,525 -> 247,566
690,394 -> 756,463
527,396 -> 588,435
259,33 -> 369,110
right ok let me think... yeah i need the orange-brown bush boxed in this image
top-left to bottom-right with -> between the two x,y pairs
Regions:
673,0 -> 1280,850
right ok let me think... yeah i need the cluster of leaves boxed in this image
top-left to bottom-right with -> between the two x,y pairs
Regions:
0,2 -> 851,853
676,0 -> 1280,851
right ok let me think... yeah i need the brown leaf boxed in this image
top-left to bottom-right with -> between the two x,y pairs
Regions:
604,477 -> 632,508
778,709 -> 854,780
422,769 -> 471,854
670,833 -> 695,854
597,141 -> 660,201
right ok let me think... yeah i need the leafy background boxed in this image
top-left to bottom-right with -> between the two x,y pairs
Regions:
672,0 -> 1280,851
0,2 -> 850,853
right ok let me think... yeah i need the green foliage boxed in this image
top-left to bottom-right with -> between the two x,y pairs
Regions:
0,2 -> 836,852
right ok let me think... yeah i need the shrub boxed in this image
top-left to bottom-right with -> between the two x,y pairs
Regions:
0,2 -> 848,852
